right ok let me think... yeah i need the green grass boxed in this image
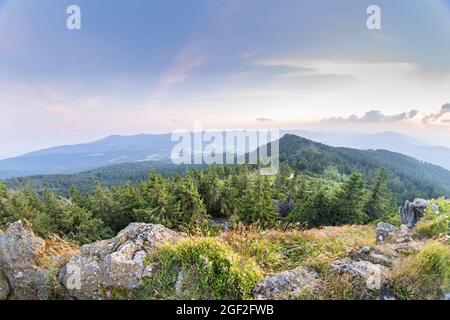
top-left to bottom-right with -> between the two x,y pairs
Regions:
414,199 -> 449,240
391,241 -> 450,300
141,238 -> 263,300
223,224 -> 375,274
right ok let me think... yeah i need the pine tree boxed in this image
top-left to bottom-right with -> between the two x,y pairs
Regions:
333,173 -> 368,225
364,168 -> 395,221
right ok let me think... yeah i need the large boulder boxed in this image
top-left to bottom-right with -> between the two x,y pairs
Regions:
254,267 -> 320,300
0,220 -> 52,300
59,223 -> 184,300
400,199 -> 430,228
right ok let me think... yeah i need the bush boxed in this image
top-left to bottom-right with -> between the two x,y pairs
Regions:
142,238 -> 263,300
391,241 -> 450,300
414,199 -> 449,239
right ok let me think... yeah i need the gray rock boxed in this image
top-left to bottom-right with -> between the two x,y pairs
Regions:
0,220 -> 52,300
59,223 -> 183,300
330,258 -> 388,291
349,247 -> 393,267
395,225 -> 412,243
376,222 -> 397,244
0,270 -> 10,300
254,267 -> 320,300
400,199 -> 429,228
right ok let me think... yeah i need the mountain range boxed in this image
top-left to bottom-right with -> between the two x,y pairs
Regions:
4,134 -> 450,203
1,130 -> 449,180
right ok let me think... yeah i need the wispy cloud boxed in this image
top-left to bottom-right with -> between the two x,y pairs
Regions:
323,110 -> 419,124
422,103 -> 450,124
256,117 -> 275,122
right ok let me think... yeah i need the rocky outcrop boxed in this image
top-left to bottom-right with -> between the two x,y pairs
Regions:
0,220 -> 53,300
58,223 -> 184,300
0,221 -> 183,300
254,267 -> 320,300
400,198 -> 435,228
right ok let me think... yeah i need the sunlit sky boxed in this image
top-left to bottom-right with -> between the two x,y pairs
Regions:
1,0 -> 450,157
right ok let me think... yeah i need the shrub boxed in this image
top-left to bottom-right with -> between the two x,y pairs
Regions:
391,241 -> 450,300
142,238 -> 263,300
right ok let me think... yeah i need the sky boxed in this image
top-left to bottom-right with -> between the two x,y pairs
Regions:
0,0 -> 450,157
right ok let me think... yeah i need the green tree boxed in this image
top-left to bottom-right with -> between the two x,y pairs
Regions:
238,176 -> 276,224
364,168 -> 395,221
332,173 -> 368,225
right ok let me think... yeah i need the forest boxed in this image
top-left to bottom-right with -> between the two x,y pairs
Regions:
0,164 -> 398,244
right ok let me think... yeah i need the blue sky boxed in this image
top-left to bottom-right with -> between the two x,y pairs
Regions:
0,0 -> 450,156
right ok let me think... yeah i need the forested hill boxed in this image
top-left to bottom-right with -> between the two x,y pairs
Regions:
4,134 -> 450,202
279,134 -> 450,201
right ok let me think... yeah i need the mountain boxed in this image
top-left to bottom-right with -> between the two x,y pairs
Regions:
0,134 -> 176,179
2,130 -> 449,179
278,134 -> 450,201
5,134 -> 450,203
284,131 -> 450,171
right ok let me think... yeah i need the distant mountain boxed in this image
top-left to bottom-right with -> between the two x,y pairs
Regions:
1,130 -> 449,180
5,134 -> 450,203
0,134 -> 176,179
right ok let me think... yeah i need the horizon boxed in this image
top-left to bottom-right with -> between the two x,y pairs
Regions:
0,128 -> 448,161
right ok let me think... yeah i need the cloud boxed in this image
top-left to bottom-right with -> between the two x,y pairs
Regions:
323,109 -> 419,124
422,103 -> 450,124
256,117 -> 275,122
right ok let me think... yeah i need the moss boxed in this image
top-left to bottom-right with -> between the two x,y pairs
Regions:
99,286 -> 137,300
391,241 -> 450,300
142,238 -> 263,300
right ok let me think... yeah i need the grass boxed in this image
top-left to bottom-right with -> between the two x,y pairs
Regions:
222,224 -> 375,274
414,199 -> 449,240
391,241 -> 450,300
141,237 -> 263,300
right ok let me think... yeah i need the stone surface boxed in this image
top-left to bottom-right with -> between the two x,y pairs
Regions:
254,267 -> 320,300
400,199 -> 429,228
59,223 -> 183,300
0,220 -> 52,300
376,222 -> 397,244
395,225 -> 412,243
330,258 -> 388,291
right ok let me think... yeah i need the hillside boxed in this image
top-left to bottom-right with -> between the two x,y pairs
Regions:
4,134 -> 450,202
278,134 -> 450,201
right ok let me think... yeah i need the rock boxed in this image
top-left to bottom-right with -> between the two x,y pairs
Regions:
376,222 -> 397,244
254,267 -> 320,300
0,220 -> 52,299
395,225 -> 412,243
330,258 -> 388,291
349,247 -> 393,267
0,270 -> 10,300
59,223 -> 183,300
400,199 -> 429,228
